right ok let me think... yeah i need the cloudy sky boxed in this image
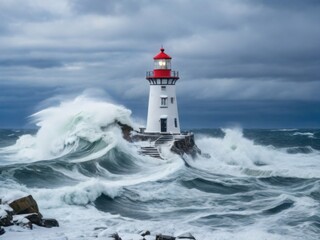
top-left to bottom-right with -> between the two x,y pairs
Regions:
0,0 -> 320,129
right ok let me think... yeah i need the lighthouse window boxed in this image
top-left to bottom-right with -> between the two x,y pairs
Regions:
154,59 -> 171,69
174,118 -> 178,128
161,86 -> 166,91
160,97 -> 168,107
171,97 -> 174,104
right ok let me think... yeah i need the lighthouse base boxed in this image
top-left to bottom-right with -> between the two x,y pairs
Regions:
117,122 -> 205,159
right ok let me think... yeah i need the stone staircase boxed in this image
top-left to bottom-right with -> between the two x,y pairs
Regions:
139,135 -> 175,159
139,146 -> 161,158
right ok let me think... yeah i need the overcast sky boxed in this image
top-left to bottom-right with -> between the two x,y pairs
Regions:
1,0 -> 320,129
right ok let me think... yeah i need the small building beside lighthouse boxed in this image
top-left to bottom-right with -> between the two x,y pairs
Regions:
145,48 -> 181,134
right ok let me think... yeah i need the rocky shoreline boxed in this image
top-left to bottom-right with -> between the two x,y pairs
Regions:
1,195 -> 197,240
0,195 -> 59,235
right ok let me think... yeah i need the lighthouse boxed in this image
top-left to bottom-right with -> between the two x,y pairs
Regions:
132,47 -> 202,159
145,48 -> 180,134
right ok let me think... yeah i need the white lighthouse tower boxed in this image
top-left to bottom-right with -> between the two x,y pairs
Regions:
145,48 -> 180,134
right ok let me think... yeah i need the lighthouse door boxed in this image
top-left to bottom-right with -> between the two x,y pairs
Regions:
160,119 -> 167,133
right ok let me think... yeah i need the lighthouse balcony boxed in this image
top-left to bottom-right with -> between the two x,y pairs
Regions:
146,71 -> 179,79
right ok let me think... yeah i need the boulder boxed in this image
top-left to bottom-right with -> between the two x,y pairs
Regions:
170,135 -> 202,158
25,213 -> 43,226
9,195 -> 39,215
176,232 -> 196,239
1,195 -> 59,231
0,212 -> 13,227
156,234 -> 176,240
0,204 -> 14,226
141,230 -> 151,237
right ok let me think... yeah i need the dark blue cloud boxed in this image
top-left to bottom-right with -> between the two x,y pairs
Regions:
0,0 -> 319,128
0,59 -> 63,69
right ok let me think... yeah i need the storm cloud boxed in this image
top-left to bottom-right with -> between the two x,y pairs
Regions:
0,0 -> 319,128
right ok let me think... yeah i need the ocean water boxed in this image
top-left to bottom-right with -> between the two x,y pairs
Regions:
0,97 -> 319,240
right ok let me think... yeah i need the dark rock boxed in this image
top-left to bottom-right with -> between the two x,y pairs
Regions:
0,206 -> 14,227
40,218 -> 59,228
0,212 -> 13,227
141,230 -> 151,237
176,232 -> 196,239
117,121 -> 134,142
109,232 -> 122,240
0,226 -> 5,235
25,213 -> 43,226
156,234 -> 176,240
9,195 -> 39,215
171,135 -> 201,158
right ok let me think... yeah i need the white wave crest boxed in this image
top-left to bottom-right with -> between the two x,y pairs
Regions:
0,96 -> 134,163
193,128 -> 320,178
293,132 -> 314,138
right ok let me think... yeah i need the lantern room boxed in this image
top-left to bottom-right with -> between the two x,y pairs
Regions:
154,48 -> 172,70
146,48 -> 179,80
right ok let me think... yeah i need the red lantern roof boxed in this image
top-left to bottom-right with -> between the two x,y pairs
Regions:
153,47 -> 172,60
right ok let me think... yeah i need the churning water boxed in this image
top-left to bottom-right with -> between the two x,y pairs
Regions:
0,96 -> 319,239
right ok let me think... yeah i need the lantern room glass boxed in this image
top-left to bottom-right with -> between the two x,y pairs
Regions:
154,59 -> 171,69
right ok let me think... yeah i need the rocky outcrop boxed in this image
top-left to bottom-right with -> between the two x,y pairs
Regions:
0,195 -> 59,236
9,195 -> 40,215
170,135 -> 201,158
117,121 -> 134,142
0,201 -> 14,227
116,122 -> 208,159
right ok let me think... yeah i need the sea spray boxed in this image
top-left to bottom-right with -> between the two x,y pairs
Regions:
0,98 -> 319,240
194,128 -> 320,178
1,96 -> 134,163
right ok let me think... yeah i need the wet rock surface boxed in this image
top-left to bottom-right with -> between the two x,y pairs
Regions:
156,234 -> 176,240
9,195 -> 40,215
0,195 -> 59,236
117,122 -> 206,159
170,135 -> 201,158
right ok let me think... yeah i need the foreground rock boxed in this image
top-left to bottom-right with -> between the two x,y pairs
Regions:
0,203 -> 13,226
155,233 -> 196,240
9,195 -> 40,215
176,232 -> 196,239
0,195 -> 59,236
105,231 -> 196,240
156,234 -> 176,240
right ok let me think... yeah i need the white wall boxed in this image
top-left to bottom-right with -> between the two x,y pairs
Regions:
145,84 -> 180,133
